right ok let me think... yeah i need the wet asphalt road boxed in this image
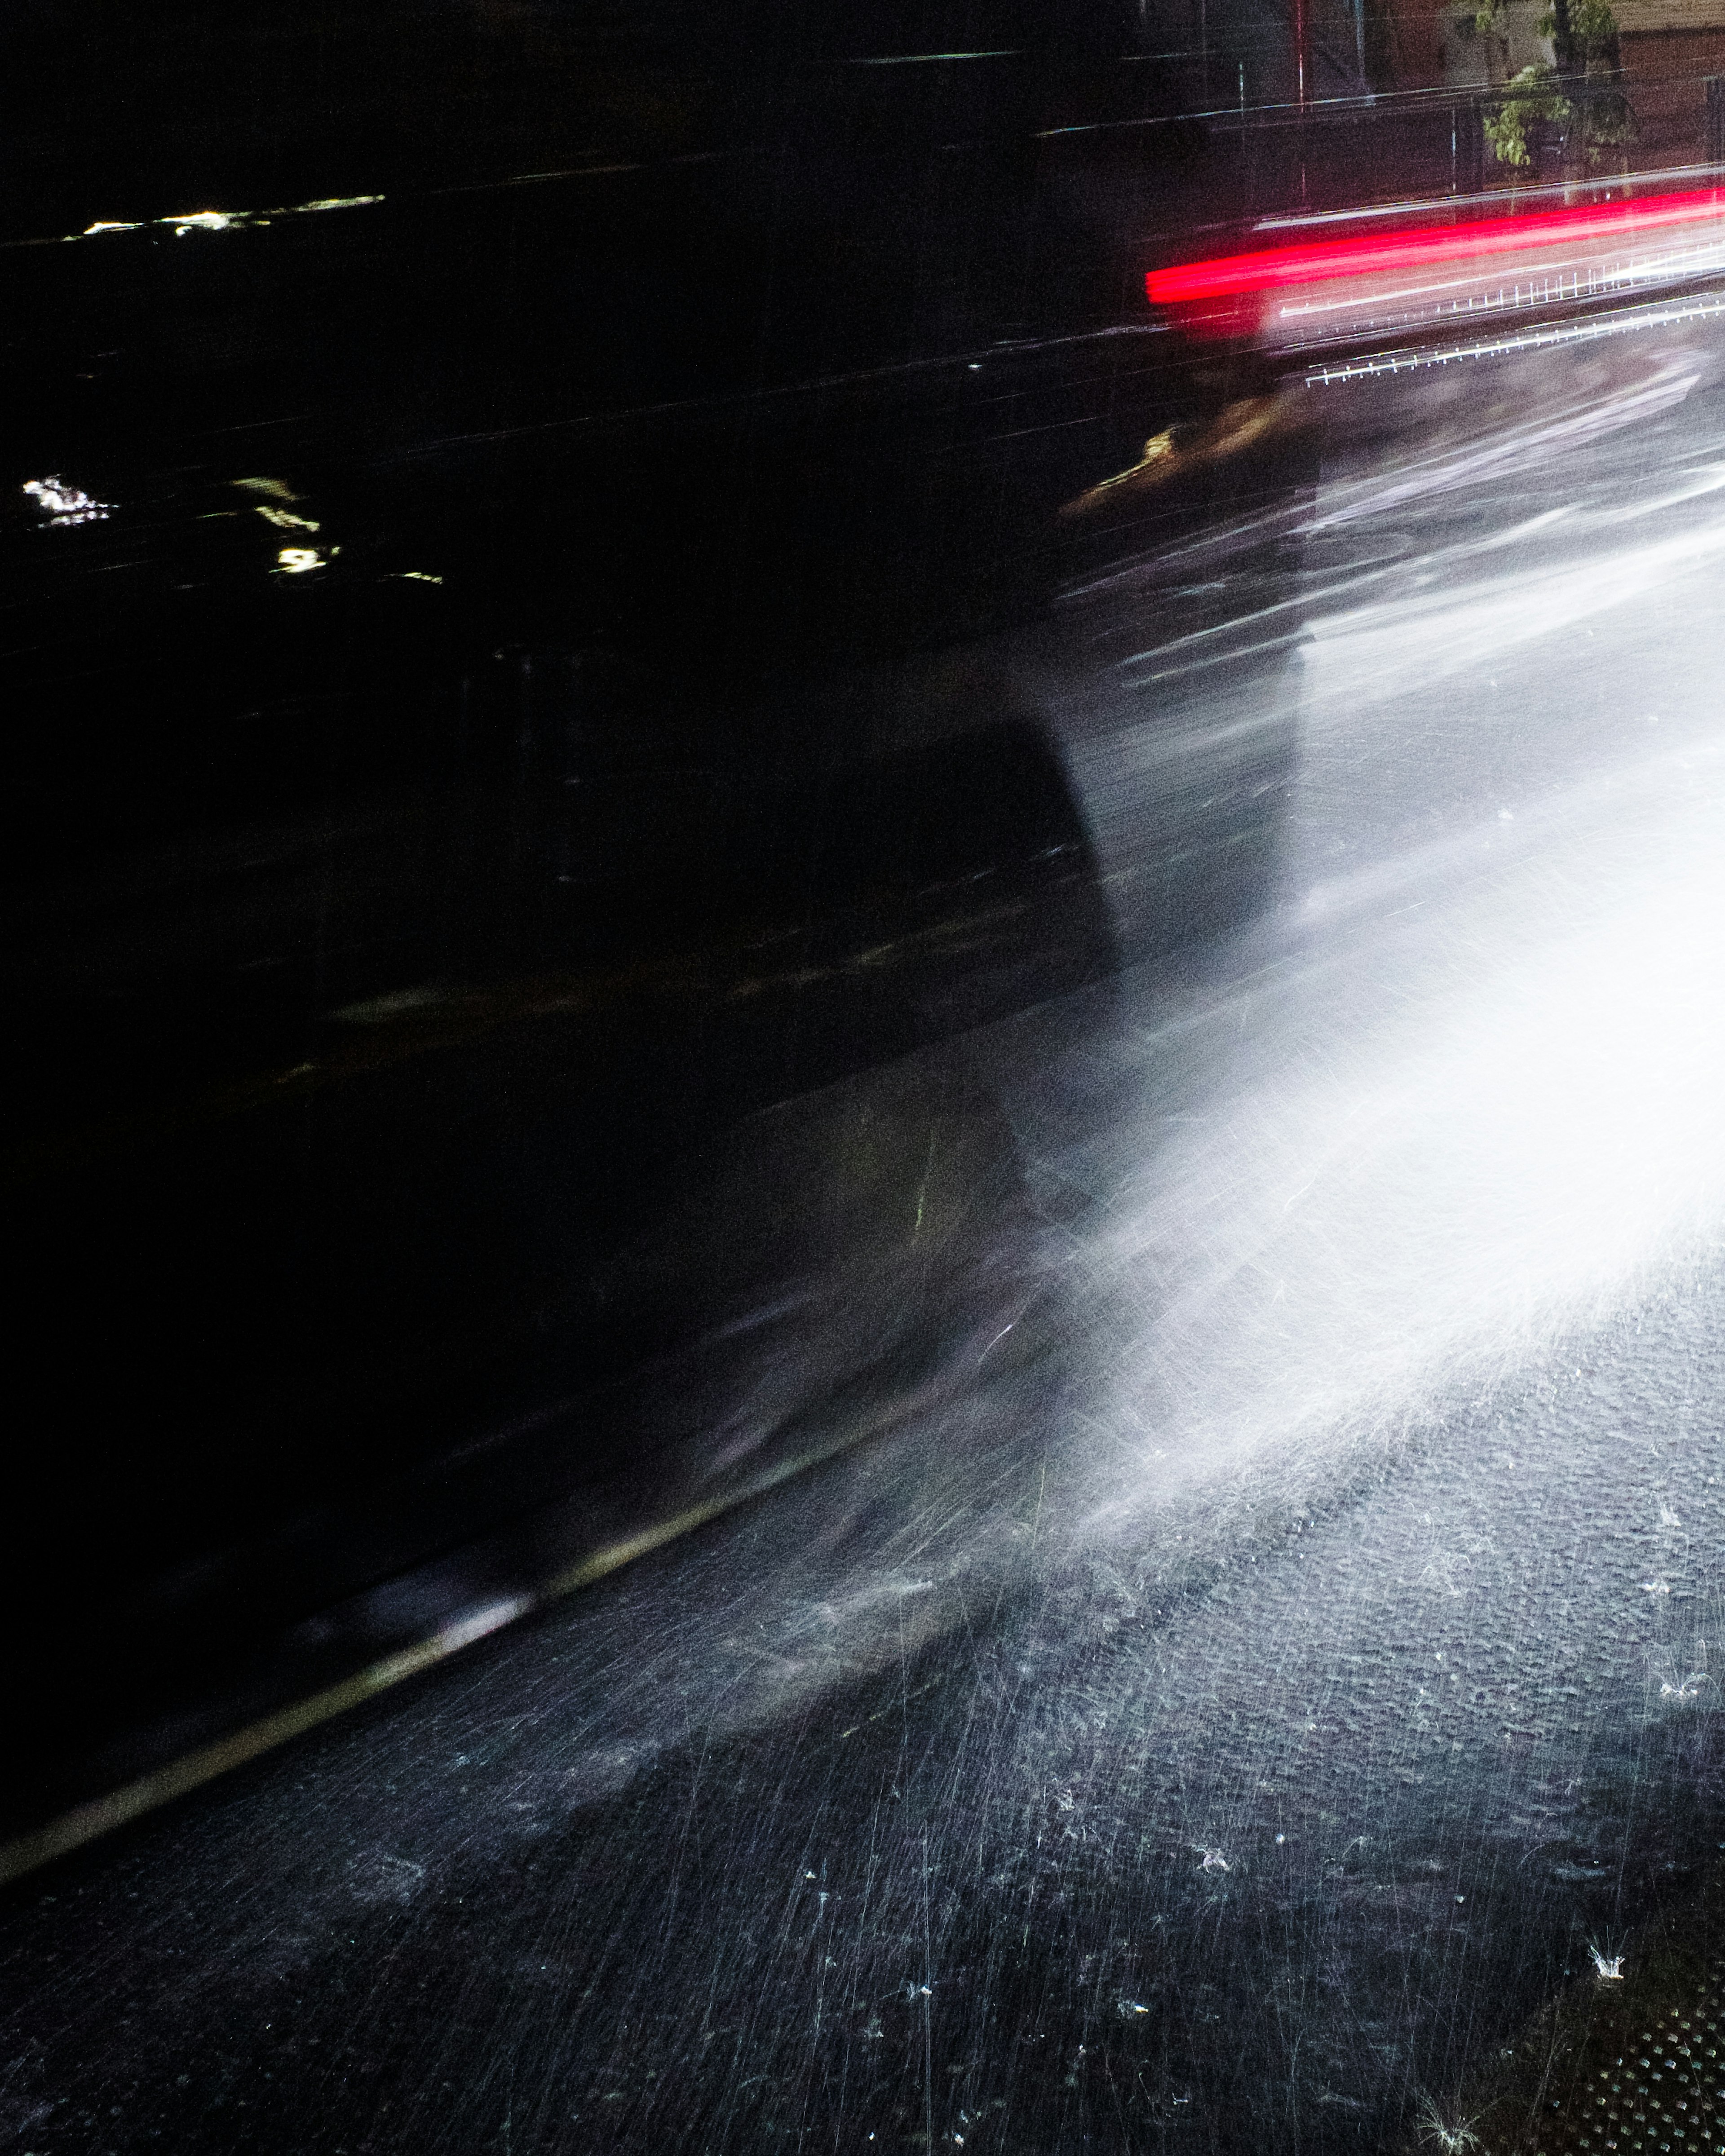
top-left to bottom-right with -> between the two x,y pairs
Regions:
9,314 -> 1725,2154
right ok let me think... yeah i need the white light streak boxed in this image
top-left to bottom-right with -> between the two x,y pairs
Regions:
22,476 -> 111,526
848,48 -> 1020,61
52,195 -> 383,247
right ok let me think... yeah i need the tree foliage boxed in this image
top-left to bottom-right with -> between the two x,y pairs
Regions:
1474,0 -> 1635,168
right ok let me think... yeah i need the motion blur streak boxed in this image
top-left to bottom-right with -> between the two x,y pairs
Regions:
1149,187 -> 1725,347
1057,362 -> 1725,1545
1150,191 -> 1725,303
1302,357 -> 1703,525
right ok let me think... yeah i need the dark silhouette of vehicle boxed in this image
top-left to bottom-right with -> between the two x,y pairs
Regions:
0,0 -> 1301,1868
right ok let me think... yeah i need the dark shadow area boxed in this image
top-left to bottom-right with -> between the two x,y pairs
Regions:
0,0 -> 1320,1850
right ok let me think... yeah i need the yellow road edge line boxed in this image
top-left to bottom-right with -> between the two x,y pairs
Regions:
0,1410 -> 898,1891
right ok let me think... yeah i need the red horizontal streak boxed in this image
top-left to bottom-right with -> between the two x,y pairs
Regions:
1146,187 -> 1725,307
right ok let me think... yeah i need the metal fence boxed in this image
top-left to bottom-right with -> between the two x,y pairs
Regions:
1101,67 -> 1725,222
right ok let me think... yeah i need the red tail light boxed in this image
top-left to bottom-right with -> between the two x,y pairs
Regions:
1147,188 -> 1725,350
